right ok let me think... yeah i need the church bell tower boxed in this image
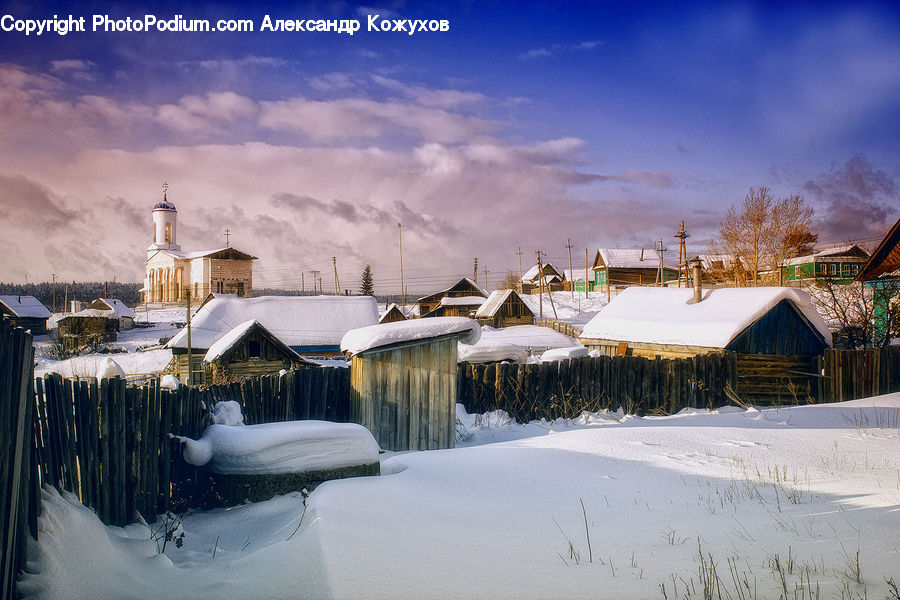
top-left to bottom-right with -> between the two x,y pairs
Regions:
148,182 -> 181,257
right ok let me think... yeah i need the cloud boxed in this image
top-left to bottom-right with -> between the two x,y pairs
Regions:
156,92 -> 258,132
50,60 -> 96,81
518,41 -> 604,60
371,75 -> 487,109
803,155 -> 899,243
309,72 -> 356,92
0,173 -> 77,229
258,96 -> 495,142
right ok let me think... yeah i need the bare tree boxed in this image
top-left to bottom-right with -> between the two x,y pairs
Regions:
806,279 -> 900,348
499,270 -> 520,290
712,187 -> 816,286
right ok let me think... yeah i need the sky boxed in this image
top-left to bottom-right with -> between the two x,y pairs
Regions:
2,1 -> 900,294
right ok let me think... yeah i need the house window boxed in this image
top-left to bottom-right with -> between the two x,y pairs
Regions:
191,359 -> 203,385
829,263 -> 837,275
248,340 -> 261,358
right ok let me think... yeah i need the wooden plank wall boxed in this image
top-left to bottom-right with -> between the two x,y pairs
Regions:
820,346 -> 900,402
350,337 -> 457,452
0,319 -> 36,600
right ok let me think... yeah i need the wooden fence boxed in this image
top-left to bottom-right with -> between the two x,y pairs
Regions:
820,346 -> 900,402
30,367 -> 351,530
534,318 -> 582,339
1,319 -> 35,600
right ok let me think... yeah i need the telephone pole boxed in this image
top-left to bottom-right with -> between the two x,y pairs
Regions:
674,221 -> 690,288
473,257 -> 478,283
566,238 -> 574,300
398,223 -> 405,310
310,271 -> 321,295
332,257 -> 340,295
51,273 -> 57,312
516,247 -> 524,293
483,267 -> 489,290
655,240 -> 668,286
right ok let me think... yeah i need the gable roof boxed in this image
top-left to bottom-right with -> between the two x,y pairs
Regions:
581,286 -> 831,348
167,295 -> 379,350
0,295 -> 51,318
91,298 -> 135,319
415,278 -> 488,304
784,244 -> 869,266
204,319 -> 306,363
151,247 -> 258,261
475,289 -> 534,318
378,303 -> 409,324
857,218 -> 900,281
521,262 -> 564,283
594,248 -> 662,270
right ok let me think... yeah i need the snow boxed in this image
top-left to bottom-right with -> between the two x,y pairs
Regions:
437,295 -> 485,306
457,340 -> 528,363
95,357 -> 125,381
159,374 -> 181,390
340,317 -> 481,355
210,400 -> 244,426
167,296 -> 379,350
0,295 -> 51,318
596,247 -> 659,269
94,299 -> 135,319
580,286 -> 833,348
479,324 -> 580,353
20,395 -> 900,599
539,345 -> 588,362
174,420 -> 380,475
203,319 -> 259,362
520,291 -> 608,326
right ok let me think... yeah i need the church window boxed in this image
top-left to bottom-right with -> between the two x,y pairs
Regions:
165,222 -> 172,243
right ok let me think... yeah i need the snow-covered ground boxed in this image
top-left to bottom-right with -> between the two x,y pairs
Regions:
19,396 -> 900,599
521,290 -> 609,327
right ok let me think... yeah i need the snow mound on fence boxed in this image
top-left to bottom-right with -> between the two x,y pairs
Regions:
340,317 -> 481,355
457,341 -> 527,363
159,374 -> 181,390
540,345 -> 588,362
210,400 -> 244,426
95,357 -> 125,381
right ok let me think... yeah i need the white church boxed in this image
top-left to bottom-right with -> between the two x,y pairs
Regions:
143,186 -> 256,304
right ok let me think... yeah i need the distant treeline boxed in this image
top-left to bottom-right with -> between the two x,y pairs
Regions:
0,282 -> 142,311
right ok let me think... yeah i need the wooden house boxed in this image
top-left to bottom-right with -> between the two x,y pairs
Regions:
474,289 -> 535,328
563,269 -> 594,292
87,298 -> 135,330
379,303 -> 409,324
167,295 -> 379,384
203,320 -> 312,384
781,244 -> 870,284
415,278 -> 487,316
591,249 -> 678,290
57,310 -> 118,350
855,217 -> 900,338
521,263 -> 565,294
423,296 -> 486,318
0,295 -> 51,334
341,317 -> 481,451
580,286 -> 831,358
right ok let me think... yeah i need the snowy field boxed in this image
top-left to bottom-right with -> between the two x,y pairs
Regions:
19,396 -> 900,600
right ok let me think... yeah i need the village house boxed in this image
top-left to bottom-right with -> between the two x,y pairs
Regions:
167,295 -> 379,384
520,263 -> 566,294
579,285 -> 831,358
416,278 -> 487,316
87,298 -> 135,330
592,248 -> 678,290
0,295 -> 51,334
378,303 -> 409,324
202,319 -> 312,384
780,244 -> 870,284
57,310 -> 119,350
143,186 -> 256,303
474,289 -> 535,328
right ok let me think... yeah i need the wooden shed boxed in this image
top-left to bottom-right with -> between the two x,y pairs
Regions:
0,295 -> 51,334
520,263 -> 566,294
341,317 -> 481,451
203,319 -> 312,384
422,295 -> 485,318
88,298 -> 135,331
415,278 -> 487,316
379,303 -> 409,324
57,310 -> 118,350
580,286 -> 831,358
474,289 -> 535,328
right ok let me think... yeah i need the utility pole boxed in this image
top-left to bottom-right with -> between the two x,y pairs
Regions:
566,238 -> 574,300
186,288 -> 192,385
398,223 -> 405,310
105,281 -> 109,298
535,251 -> 543,318
516,247 -> 524,293
72,280 -> 77,311
535,250 -> 558,320
311,271 -> 321,295
332,257 -> 340,295
473,257 -> 478,283
51,273 -> 56,312
655,240 -> 667,286
674,221 -> 690,288
301,272 -> 305,294
483,267 -> 489,290
63,283 -> 68,314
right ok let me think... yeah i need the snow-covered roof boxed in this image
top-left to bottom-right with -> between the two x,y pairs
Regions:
784,244 -> 868,266
540,346 -> 588,362
415,278 -> 487,303
439,295 -> 486,307
63,309 -> 116,319
94,298 -> 135,319
562,269 -> 589,282
154,247 -> 257,261
475,289 -> 533,318
168,296 -> 379,350
204,319 -> 301,362
478,325 -> 580,351
580,286 -> 832,348
341,317 -> 481,355
522,263 -> 563,282
597,248 -> 660,269
0,295 -> 51,318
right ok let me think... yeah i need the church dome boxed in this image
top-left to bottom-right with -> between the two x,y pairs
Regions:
154,200 -> 176,211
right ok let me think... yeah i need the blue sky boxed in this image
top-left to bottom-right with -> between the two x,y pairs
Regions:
2,1 -> 900,292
